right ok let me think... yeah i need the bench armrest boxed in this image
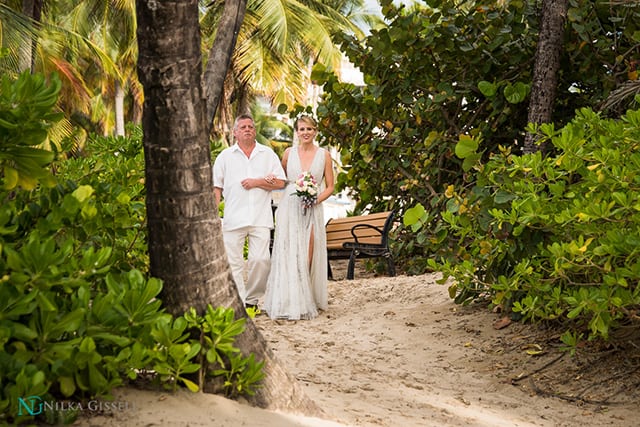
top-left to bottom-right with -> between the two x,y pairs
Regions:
349,223 -> 384,244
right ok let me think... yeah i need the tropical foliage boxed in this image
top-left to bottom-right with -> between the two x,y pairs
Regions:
0,73 -> 263,425
0,71 -> 62,190
309,0 -> 640,344
3,0 -> 640,419
1,0 -> 374,144
200,0 -> 375,140
0,0 -> 128,141
426,105 -> 640,345
313,0 -> 640,270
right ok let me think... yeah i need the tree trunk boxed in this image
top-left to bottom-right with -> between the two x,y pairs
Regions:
135,0 -> 322,415
114,79 -> 125,137
202,0 -> 248,132
20,0 -> 42,73
522,0 -> 568,154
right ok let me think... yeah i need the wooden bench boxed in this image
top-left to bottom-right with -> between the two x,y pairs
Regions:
325,210 -> 396,280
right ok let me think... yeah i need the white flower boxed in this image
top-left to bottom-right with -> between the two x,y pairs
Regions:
292,172 -> 318,214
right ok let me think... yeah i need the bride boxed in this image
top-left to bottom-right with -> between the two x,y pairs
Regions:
263,115 -> 335,320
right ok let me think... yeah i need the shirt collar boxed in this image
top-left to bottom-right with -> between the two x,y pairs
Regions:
231,141 -> 267,153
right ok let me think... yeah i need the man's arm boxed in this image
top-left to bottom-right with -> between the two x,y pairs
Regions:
214,187 -> 223,206
243,176 -> 285,190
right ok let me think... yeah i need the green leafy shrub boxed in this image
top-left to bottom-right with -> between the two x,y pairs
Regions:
0,71 -> 62,190
54,128 -> 148,274
313,0 -> 640,273
184,306 -> 265,397
0,74 -> 264,425
415,106 -> 640,345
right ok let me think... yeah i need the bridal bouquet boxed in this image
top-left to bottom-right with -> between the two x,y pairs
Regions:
293,171 -> 318,215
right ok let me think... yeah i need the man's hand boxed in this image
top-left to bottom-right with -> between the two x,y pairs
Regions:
241,178 -> 255,189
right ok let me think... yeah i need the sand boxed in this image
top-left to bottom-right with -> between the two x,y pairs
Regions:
75,261 -> 639,427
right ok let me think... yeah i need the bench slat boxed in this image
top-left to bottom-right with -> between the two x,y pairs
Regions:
327,228 -> 384,241
326,212 -> 390,226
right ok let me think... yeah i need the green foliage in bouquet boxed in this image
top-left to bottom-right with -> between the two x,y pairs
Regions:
409,106 -> 640,346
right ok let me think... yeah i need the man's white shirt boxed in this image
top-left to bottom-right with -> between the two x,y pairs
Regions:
213,143 -> 286,231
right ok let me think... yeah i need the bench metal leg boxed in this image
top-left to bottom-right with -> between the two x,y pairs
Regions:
347,251 -> 357,280
327,260 -> 334,280
387,255 -> 396,277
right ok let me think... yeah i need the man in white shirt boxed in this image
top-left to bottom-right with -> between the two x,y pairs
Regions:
213,114 -> 286,311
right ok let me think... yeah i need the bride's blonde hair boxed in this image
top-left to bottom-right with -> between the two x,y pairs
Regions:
294,115 -> 317,131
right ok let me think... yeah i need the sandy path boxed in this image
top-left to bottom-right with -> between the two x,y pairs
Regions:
76,263 -> 638,427
255,267 -> 638,427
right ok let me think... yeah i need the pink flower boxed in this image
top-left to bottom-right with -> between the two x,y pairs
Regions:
293,172 -> 318,214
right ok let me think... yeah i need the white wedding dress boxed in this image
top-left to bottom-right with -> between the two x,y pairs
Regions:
263,146 -> 328,320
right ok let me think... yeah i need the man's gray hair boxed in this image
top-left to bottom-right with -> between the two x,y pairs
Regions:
233,114 -> 254,129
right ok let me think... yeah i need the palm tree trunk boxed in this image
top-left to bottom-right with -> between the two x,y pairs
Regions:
20,0 -> 42,73
135,0 -> 321,415
523,0 -> 568,154
114,79 -> 125,136
202,0 -> 248,131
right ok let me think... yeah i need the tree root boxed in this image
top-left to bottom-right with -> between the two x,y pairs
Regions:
512,355 -> 640,406
527,376 -> 640,406
510,352 -> 566,384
